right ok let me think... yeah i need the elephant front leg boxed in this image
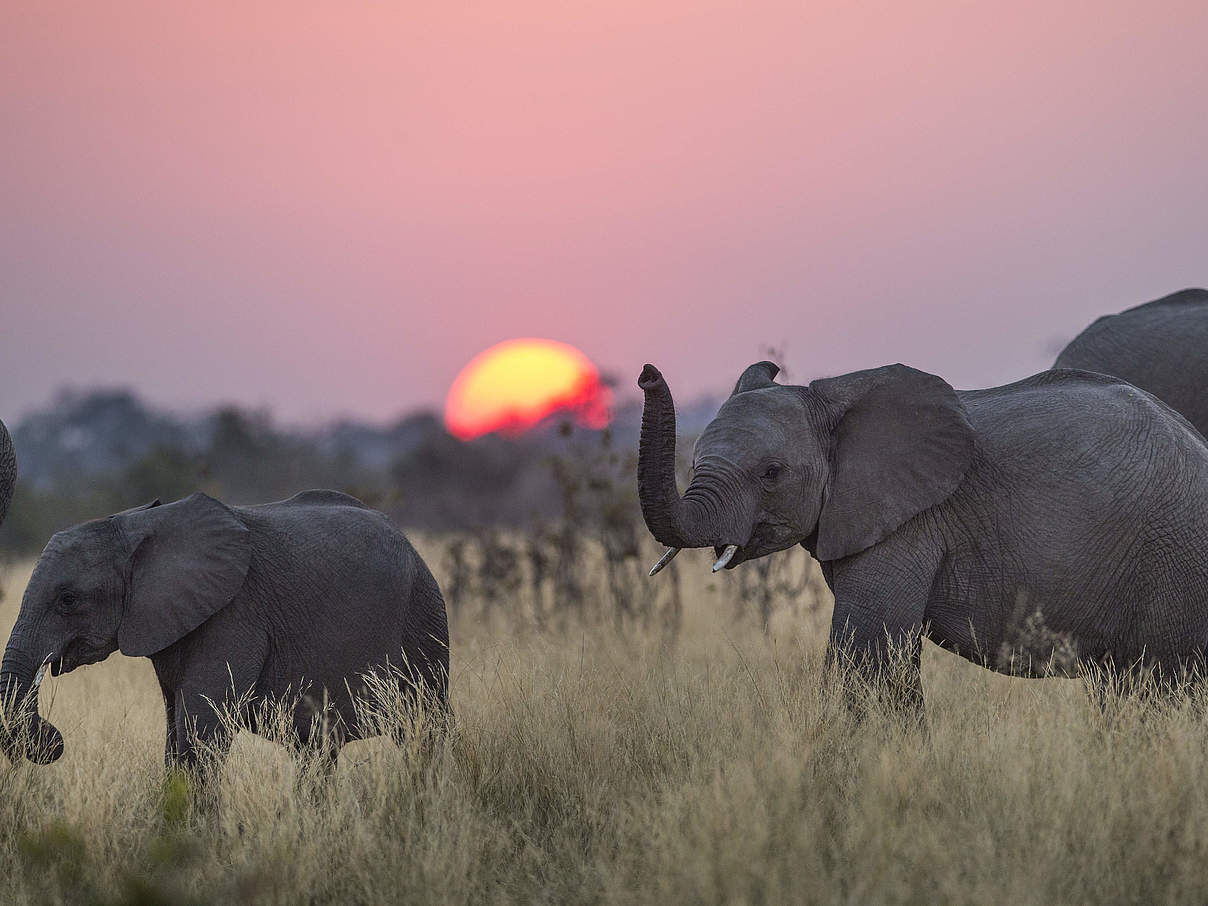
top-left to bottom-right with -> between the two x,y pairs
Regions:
161,632 -> 268,780
168,658 -> 264,781
170,687 -> 238,780
826,546 -> 937,724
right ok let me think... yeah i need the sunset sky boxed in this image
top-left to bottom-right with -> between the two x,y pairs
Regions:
3,1 -> 1206,423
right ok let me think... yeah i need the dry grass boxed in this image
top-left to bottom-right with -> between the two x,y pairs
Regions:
4,548 -> 1208,905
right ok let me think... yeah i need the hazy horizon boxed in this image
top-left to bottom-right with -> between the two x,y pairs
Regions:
4,1 -> 1206,423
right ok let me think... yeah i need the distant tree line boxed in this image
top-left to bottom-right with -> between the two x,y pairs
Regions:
0,389 -> 658,555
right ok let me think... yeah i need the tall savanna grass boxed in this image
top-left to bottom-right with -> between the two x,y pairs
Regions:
4,545 -> 1208,905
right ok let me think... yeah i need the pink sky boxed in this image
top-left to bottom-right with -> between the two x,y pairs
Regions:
3,1 -> 1206,423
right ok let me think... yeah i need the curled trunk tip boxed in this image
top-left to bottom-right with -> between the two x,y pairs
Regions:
638,364 -> 663,390
0,668 -> 65,764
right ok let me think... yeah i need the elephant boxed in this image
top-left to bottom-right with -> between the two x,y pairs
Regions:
0,490 -> 449,769
637,360 -> 1208,706
1055,288 -> 1208,438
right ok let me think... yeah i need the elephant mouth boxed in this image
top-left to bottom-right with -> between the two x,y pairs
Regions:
50,637 -> 116,676
713,522 -> 804,570
648,524 -> 807,577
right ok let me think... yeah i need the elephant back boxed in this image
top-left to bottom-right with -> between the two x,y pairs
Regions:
959,370 -> 1208,504
1054,289 -> 1208,438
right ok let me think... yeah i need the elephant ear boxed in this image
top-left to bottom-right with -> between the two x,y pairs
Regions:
114,492 -> 251,657
812,364 -> 973,562
731,361 -> 780,396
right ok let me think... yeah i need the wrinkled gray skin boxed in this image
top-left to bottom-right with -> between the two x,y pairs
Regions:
1055,288 -> 1208,438
0,490 -> 449,768
639,361 -> 1208,705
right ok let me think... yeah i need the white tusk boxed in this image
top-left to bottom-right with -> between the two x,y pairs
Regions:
712,544 -> 739,572
649,547 -> 680,576
31,651 -> 55,689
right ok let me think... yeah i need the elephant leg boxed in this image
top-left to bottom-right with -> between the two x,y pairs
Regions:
291,732 -> 340,789
169,653 -> 264,781
161,690 -> 180,768
826,545 -> 937,724
171,687 -> 237,781
290,684 -> 348,750
287,700 -> 343,798
293,705 -> 344,762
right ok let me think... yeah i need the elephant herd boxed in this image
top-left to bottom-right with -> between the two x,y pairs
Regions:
2,288 -> 1208,771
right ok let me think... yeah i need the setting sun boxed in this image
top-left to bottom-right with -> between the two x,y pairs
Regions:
445,338 -> 611,440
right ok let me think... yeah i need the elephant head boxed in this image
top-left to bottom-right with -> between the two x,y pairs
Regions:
637,362 -> 974,573
0,492 -> 250,763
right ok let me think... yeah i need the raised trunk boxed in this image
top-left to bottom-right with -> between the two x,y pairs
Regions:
636,365 -> 718,548
0,417 -> 15,528
0,648 -> 64,764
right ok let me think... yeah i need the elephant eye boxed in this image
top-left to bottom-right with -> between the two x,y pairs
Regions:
58,591 -> 79,612
763,464 -> 783,483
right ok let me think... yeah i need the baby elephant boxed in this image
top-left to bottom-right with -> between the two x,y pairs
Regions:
0,490 -> 449,769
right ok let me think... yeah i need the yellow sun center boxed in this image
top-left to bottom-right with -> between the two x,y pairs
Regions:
445,338 -> 609,439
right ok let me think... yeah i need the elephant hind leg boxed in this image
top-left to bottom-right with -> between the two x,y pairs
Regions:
160,688 -> 180,768
293,693 -> 346,754
289,705 -> 344,796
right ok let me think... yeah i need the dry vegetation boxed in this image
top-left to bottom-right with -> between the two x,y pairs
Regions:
4,544 -> 1208,906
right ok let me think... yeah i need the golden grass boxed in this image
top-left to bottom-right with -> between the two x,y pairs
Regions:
4,548 -> 1208,905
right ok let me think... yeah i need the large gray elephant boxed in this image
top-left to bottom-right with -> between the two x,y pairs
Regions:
0,490 -> 449,768
1055,288 -> 1208,437
638,361 -> 1208,704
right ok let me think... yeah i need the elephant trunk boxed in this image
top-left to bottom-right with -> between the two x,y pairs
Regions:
0,639 -> 64,764
637,365 -> 720,549
0,417 -> 15,528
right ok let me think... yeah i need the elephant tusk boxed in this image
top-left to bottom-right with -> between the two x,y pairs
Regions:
649,547 -> 681,576
712,544 -> 739,572
32,654 -> 53,690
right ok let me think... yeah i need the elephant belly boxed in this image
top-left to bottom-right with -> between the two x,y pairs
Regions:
260,621 -> 414,727
931,545 -> 1208,677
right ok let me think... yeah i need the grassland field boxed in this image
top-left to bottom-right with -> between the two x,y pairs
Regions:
3,539 -> 1208,905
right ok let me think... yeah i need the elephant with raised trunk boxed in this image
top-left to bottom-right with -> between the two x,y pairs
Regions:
1055,288 -> 1208,438
638,361 -> 1208,704
0,490 -> 449,769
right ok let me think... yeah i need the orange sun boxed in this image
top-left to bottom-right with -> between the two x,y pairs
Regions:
445,338 -> 611,440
